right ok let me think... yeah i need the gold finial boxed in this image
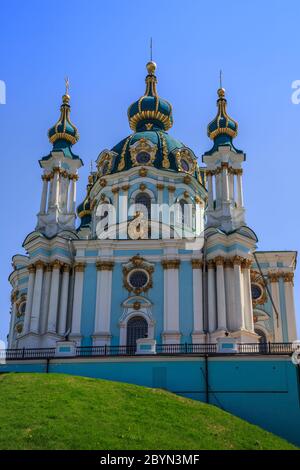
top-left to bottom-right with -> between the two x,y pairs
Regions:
146,61 -> 157,75
63,76 -> 70,103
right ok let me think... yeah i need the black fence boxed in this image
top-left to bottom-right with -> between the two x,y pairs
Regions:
1,342 -> 299,361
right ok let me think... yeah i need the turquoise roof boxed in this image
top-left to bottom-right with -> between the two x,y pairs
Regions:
110,129 -> 197,174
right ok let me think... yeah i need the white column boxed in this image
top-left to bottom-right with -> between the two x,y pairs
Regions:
112,187 -> 119,217
47,261 -> 61,334
70,263 -> 85,337
215,170 -> 222,208
30,261 -> 45,333
269,274 -> 282,342
23,266 -> 36,334
224,260 -> 235,330
207,172 -> 214,210
192,261 -> 204,341
60,175 -> 69,212
284,273 -> 297,341
221,164 -> 229,202
40,177 -> 48,213
50,169 -> 60,207
236,170 -> 244,207
168,185 -> 175,206
228,170 -> 234,201
242,260 -> 254,332
207,261 -> 217,333
162,260 -> 180,344
40,264 -> 52,334
233,257 -> 245,330
68,175 -> 77,213
119,186 -> 129,239
8,296 -> 18,348
215,257 -> 227,331
58,264 -> 70,336
93,262 -> 114,345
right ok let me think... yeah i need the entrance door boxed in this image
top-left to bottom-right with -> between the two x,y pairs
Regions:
126,316 -> 148,352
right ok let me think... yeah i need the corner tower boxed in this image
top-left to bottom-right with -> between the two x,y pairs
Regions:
203,87 -> 245,232
36,86 -> 83,237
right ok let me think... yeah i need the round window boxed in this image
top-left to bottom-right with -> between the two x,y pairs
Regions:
251,284 -> 263,300
136,152 -> 151,164
129,270 -> 149,289
181,159 -> 190,172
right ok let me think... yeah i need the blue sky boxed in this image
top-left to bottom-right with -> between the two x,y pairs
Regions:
0,0 -> 299,341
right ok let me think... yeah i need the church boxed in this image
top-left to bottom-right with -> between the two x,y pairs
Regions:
7,61 -> 298,351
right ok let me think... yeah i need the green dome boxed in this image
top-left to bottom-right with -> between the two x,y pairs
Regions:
48,94 -> 79,147
205,88 -> 242,156
108,129 -> 198,176
127,62 -> 173,132
207,88 -> 238,143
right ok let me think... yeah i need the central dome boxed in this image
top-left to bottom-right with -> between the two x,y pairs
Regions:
127,61 -> 173,132
94,62 -> 201,180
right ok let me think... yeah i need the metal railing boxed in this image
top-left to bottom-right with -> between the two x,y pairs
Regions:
1,342 -> 299,360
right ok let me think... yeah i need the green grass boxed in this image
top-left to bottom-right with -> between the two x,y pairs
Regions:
0,373 -> 297,450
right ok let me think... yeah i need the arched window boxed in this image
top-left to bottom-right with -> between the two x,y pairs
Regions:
135,192 -> 151,220
126,316 -> 148,350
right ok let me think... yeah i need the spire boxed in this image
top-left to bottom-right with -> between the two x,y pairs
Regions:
127,61 -> 173,132
48,80 -> 79,149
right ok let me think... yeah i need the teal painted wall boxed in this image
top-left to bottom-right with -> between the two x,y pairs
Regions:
1,357 -> 299,446
110,262 -> 127,346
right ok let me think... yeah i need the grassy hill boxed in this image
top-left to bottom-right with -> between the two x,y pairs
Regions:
0,373 -> 297,450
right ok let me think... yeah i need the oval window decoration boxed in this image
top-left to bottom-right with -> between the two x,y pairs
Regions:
128,269 -> 149,289
251,283 -> 263,301
136,151 -> 151,164
181,159 -> 190,172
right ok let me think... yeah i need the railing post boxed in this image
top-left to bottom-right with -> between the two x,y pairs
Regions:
185,342 -> 188,354
104,344 -> 107,356
268,341 -> 271,354
22,347 -> 25,359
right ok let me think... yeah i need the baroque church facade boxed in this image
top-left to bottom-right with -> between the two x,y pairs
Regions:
8,62 -> 298,350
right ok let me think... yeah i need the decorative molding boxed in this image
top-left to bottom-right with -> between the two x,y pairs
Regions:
139,183 -> 147,191
233,256 -> 244,266
224,259 -> 234,269
139,168 -> 148,177
28,264 -> 36,274
207,259 -> 215,269
74,262 -> 86,273
167,185 -> 176,193
241,259 -> 253,269
121,184 -> 130,192
283,272 -> 294,283
161,259 -> 180,270
214,256 -> 225,266
191,259 -> 203,269
156,183 -> 164,190
96,261 -> 115,271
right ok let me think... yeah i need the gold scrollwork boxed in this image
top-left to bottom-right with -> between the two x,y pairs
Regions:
129,138 -> 157,167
